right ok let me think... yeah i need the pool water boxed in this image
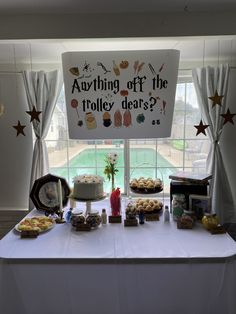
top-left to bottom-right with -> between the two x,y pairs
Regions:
50,147 -> 175,192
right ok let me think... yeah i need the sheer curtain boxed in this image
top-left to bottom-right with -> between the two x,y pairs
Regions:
23,70 -> 62,209
192,64 -> 235,224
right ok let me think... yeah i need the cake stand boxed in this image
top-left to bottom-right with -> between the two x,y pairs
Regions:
128,164 -> 164,203
69,194 -> 107,216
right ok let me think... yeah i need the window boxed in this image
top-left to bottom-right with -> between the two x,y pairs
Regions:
46,80 -> 210,195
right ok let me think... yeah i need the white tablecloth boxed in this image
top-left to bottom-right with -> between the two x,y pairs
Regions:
1,200 -> 236,314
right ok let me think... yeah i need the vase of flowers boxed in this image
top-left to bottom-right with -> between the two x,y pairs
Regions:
104,152 -> 119,192
104,152 -> 121,217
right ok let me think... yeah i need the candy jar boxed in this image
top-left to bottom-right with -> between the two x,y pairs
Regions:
86,212 -> 102,228
71,209 -> 85,227
183,210 -> 196,222
178,212 -> 194,229
172,194 -> 186,221
202,213 -> 219,231
125,201 -> 136,220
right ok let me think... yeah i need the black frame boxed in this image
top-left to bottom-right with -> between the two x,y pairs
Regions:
30,173 -> 71,215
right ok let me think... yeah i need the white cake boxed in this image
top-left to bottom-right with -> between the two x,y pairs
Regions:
73,175 -> 104,200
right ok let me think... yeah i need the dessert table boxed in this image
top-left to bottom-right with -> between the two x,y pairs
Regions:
0,199 -> 236,314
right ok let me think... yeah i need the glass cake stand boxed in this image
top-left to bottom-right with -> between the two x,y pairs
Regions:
69,193 -> 107,216
128,163 -> 165,205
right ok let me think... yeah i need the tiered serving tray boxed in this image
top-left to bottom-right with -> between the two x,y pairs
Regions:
130,185 -> 163,194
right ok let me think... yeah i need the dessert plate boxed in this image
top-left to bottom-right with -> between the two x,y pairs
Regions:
15,216 -> 55,234
130,186 -> 163,194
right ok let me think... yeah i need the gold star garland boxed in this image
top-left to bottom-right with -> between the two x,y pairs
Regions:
195,90 -> 235,137
194,119 -> 209,136
220,108 -> 236,125
208,90 -> 224,108
12,106 -> 42,137
13,120 -> 26,136
26,106 -> 42,122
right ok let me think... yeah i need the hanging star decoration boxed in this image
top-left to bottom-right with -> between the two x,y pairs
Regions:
194,119 -> 209,136
220,108 -> 236,125
13,120 -> 26,136
26,106 -> 42,122
208,90 -> 224,108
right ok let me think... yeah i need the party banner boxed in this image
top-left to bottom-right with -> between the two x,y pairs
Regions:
62,50 -> 180,139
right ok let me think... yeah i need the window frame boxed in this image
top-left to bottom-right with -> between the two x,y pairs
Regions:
46,75 -> 210,196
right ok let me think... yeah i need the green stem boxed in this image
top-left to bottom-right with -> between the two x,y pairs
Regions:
111,173 -> 115,191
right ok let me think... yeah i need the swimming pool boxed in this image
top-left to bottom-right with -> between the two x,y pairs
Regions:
50,147 -> 175,193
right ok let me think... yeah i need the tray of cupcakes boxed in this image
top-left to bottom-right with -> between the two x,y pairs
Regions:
124,198 -> 163,224
134,198 -> 163,221
135,198 -> 163,213
129,177 -> 163,194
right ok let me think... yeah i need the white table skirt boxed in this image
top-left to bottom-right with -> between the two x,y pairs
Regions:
1,200 -> 236,314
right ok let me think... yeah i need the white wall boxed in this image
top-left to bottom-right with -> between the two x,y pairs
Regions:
0,73 -> 33,210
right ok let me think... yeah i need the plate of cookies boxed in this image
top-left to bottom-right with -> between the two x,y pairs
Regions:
134,198 -> 163,214
15,216 -> 55,233
130,177 -> 163,194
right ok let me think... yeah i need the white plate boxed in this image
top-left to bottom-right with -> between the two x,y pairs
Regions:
15,216 -> 55,234
70,193 -> 107,202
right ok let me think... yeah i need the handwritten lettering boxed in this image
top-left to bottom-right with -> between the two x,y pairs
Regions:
127,76 -> 146,92
82,98 -> 114,112
72,75 -> 119,94
152,75 -> 168,90
121,96 -> 157,111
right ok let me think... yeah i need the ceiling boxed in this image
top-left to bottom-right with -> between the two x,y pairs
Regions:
0,1 -> 235,67
0,0 -> 236,14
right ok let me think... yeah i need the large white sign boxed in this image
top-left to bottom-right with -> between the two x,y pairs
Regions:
62,50 -> 180,139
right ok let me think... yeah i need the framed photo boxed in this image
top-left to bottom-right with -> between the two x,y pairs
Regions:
189,194 -> 211,219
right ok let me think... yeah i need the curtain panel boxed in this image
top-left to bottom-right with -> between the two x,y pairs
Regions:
23,70 -> 62,210
192,64 -> 235,224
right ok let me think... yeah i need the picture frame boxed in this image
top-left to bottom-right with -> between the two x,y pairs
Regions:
189,194 -> 211,219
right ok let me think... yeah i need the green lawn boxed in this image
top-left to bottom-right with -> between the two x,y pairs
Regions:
50,148 -> 175,192
171,139 -> 185,150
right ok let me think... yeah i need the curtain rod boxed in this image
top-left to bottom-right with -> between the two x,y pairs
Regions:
0,71 -> 22,74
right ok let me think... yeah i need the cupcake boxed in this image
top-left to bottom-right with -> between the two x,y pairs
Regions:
147,182 -> 155,192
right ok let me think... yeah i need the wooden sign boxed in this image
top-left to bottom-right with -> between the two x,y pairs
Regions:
62,50 -> 180,139
76,223 -> 91,231
109,215 -> 122,223
124,218 -> 138,227
145,213 -> 160,221
21,230 -> 39,238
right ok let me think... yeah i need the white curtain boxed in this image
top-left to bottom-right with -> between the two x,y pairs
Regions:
192,64 -> 235,224
23,70 -> 62,209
